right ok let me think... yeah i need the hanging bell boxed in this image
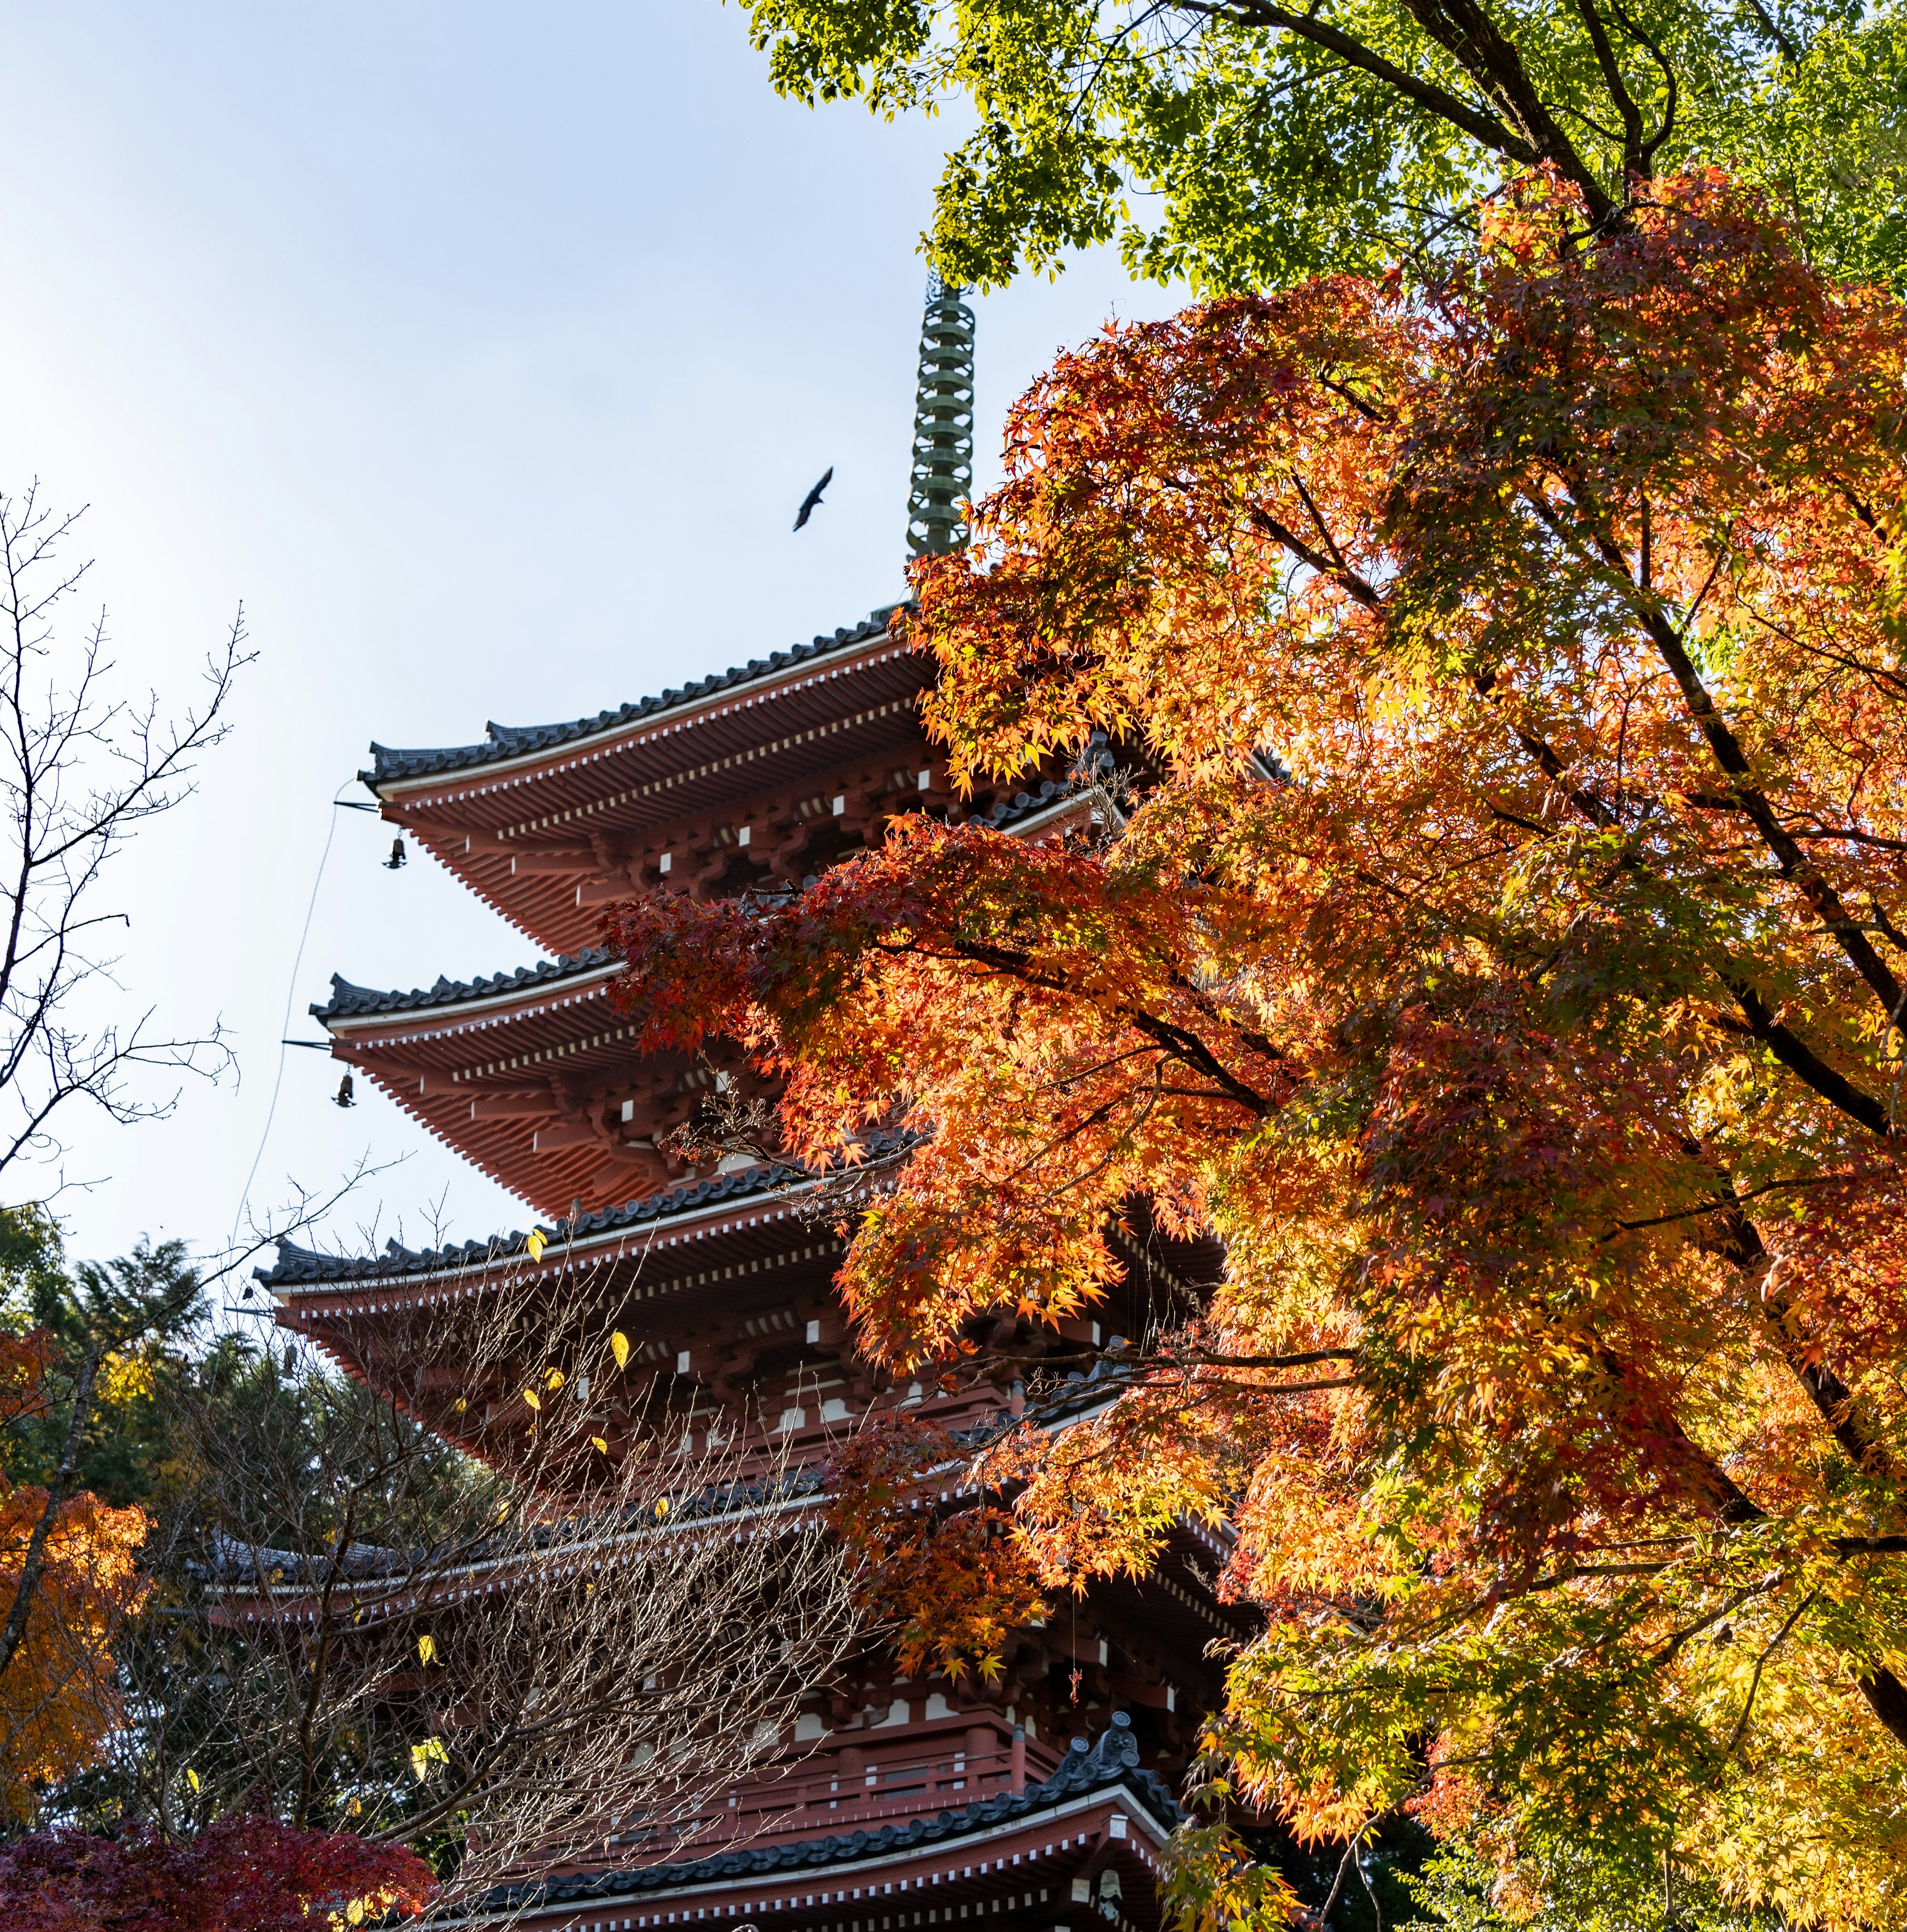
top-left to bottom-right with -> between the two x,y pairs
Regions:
384,838 -> 407,870
334,1072 -> 356,1109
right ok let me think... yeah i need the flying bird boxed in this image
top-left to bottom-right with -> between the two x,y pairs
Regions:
793,467 -> 833,531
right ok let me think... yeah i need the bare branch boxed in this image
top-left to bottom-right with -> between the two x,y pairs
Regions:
0,488 -> 249,1184
123,1254 -> 862,1916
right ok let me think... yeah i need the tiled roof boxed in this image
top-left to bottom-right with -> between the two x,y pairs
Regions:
203,1470 -> 832,1589
312,947 -> 617,1023
486,1716 -> 1180,1920
981,734 -> 1117,832
258,1162 -> 802,1290
986,778 -> 1075,829
364,611 -> 902,786
256,1132 -> 915,1291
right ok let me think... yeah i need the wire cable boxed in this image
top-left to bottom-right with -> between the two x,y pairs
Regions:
228,785 -> 358,1242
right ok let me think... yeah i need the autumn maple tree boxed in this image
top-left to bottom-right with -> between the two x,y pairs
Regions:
0,1229 -> 149,1817
606,172 -> 1907,1923
0,1471 -> 147,1816
0,1817 -> 437,1932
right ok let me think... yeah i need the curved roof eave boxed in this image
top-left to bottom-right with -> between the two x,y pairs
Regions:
312,775 -> 1119,1033
258,1130 -> 915,1295
313,947 -> 621,1026
364,609 -> 905,793
457,1721 -> 1182,1928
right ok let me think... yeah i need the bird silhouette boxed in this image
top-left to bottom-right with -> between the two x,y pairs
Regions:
793,468 -> 834,531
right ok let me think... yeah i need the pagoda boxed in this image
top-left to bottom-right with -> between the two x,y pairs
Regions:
261,284 -> 1241,1932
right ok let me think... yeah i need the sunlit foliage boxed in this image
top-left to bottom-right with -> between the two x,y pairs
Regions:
608,175 -> 1907,1923
741,0 -> 1907,292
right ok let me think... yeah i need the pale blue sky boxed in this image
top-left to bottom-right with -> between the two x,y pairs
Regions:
0,2 -> 1181,1277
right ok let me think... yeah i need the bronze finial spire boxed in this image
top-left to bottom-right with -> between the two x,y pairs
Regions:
905,274 -> 975,562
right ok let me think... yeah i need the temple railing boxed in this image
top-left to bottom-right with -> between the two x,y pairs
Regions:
607,1734 -> 1068,1865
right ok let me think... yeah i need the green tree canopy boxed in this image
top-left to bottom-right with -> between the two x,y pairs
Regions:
740,0 -> 1907,288
0,1207 -> 205,1509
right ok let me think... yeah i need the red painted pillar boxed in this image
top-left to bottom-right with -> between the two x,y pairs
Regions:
1011,1723 -> 1027,1795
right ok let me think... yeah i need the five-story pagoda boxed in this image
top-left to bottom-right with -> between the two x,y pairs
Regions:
260,284 -> 1242,1932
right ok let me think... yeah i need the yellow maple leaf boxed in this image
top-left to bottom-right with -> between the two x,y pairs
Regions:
99,1349 -> 156,1405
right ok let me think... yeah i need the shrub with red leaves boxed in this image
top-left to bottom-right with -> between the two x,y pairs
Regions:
0,1818 -> 438,1931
